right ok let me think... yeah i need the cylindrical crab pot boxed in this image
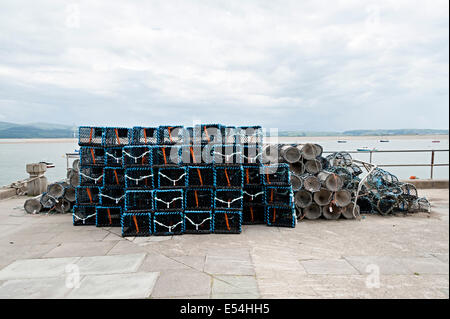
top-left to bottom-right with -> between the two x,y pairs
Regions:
64,186 -> 76,202
47,183 -> 66,199
24,198 -> 42,214
303,175 -> 321,193
334,189 -> 352,207
303,203 -> 321,220
301,143 -> 322,160
290,174 -> 303,192
55,199 -> 71,214
318,171 -> 343,192
313,188 -> 333,206
322,203 -> 342,220
289,161 -> 305,176
294,190 -> 313,208
280,145 -> 302,163
342,202 -> 360,219
305,159 -> 322,174
72,159 -> 80,171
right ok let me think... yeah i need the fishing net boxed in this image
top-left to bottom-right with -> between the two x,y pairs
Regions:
99,186 -> 125,207
185,188 -> 213,210
73,205 -> 97,226
122,213 -> 152,237
125,167 -> 154,189
265,206 -> 296,228
80,147 -> 105,166
96,207 -> 122,227
213,211 -> 242,234
184,211 -> 212,234
214,189 -> 243,209
187,166 -> 214,187
157,167 -> 187,188
153,212 -> 184,235
78,126 -> 103,146
242,204 -> 265,225
214,165 -> 243,188
125,190 -> 153,212
154,189 -> 184,210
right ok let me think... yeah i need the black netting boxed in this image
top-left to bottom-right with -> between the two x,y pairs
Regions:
157,167 -> 187,188
154,189 -> 184,210
123,146 -> 152,167
153,212 -> 184,235
243,204 -> 265,225
187,166 -> 214,187
100,186 -> 125,207
73,205 -> 97,226
213,144 -> 242,164
184,211 -> 212,234
80,147 -> 105,166
78,127 -> 103,146
243,185 -> 265,205
103,167 -> 125,187
214,189 -> 243,209
242,145 -> 262,165
103,127 -> 131,147
237,126 -> 263,145
125,190 -> 153,212
357,196 -> 375,214
96,207 -> 122,227
193,124 -> 224,144
152,145 -> 181,165
223,126 -> 239,144
265,187 -> 293,207
185,188 -> 213,210
213,211 -> 242,234
214,166 -> 243,188
79,166 -> 104,186
130,127 -> 158,145
158,126 -> 185,145
122,213 -> 152,237
180,145 -> 214,165
105,147 -> 123,167
263,164 -> 290,186
76,186 -> 100,205
266,206 -> 295,227
125,167 -> 154,189
243,165 -> 261,185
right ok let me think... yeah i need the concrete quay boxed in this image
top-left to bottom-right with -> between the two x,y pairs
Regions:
0,189 -> 447,299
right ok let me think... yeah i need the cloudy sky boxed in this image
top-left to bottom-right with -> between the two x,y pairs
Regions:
0,0 -> 448,131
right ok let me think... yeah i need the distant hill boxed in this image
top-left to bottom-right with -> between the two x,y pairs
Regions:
0,122 -> 75,138
278,129 -> 449,137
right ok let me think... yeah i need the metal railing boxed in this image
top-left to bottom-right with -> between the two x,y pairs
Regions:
323,149 -> 449,179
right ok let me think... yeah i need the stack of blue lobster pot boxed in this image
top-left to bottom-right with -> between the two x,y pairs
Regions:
73,124 -> 295,236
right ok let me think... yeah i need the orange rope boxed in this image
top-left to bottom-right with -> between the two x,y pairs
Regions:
190,147 -> 203,185
266,167 -> 271,184
250,206 -> 254,222
204,126 -> 210,142
224,211 -> 231,231
162,147 -> 167,165
86,188 -> 93,203
90,148 -> 96,164
107,208 -> 112,225
143,128 -> 147,144
114,128 -> 121,145
245,168 -> 250,184
224,168 -> 231,187
132,215 -> 139,233
194,190 -> 199,208
168,127 -> 172,143
89,128 -> 93,143
272,208 -> 276,223
113,169 -> 120,185
270,189 -> 274,203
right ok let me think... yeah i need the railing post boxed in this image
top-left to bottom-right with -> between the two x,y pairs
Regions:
430,151 -> 435,180
369,151 -> 373,164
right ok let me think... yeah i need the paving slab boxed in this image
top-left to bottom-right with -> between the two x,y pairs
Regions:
47,230 -> 109,243
301,259 -> 359,275
400,256 -> 449,275
204,256 -> 255,276
151,269 -> 211,298
212,275 -> 259,297
0,277 -> 72,299
106,240 -> 150,255
172,256 -> 206,271
67,272 -> 159,299
344,256 -> 411,275
0,257 -> 80,280
76,253 -> 146,275
138,253 -> 190,272
43,241 -> 118,258
431,253 -> 449,264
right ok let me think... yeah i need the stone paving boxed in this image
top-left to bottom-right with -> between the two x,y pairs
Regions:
0,189 -> 448,299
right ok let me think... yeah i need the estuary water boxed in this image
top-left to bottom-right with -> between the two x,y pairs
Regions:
0,136 -> 448,187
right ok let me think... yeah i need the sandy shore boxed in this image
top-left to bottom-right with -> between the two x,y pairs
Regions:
0,135 -> 447,144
